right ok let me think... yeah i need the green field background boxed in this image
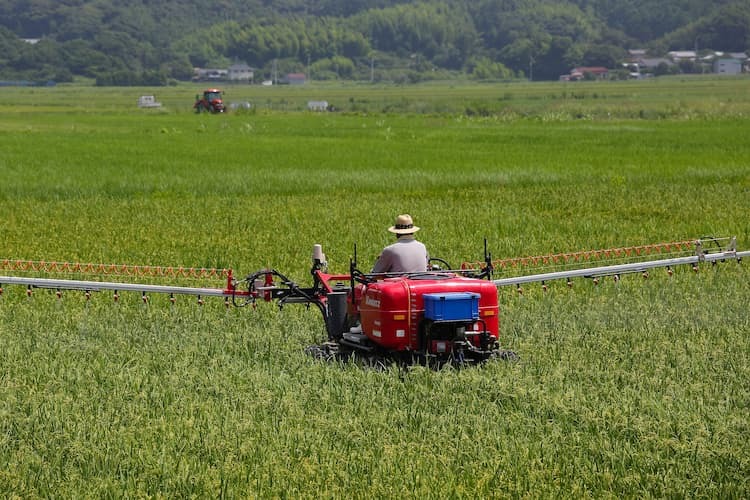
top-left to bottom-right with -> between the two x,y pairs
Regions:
1,78 -> 749,497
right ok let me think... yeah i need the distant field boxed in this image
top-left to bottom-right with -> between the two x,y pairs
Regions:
1,78 -> 749,497
8,75 -> 750,117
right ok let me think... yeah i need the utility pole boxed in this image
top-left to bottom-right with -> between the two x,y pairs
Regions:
370,57 -> 375,83
529,55 -> 534,82
694,35 -> 705,74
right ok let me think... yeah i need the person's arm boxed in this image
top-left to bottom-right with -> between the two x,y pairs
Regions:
371,248 -> 392,273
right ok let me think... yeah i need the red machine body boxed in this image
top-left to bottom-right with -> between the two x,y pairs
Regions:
194,88 -> 225,113
230,245 -> 508,364
348,274 -> 500,361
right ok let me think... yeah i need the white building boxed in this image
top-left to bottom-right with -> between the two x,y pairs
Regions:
229,63 -> 254,82
714,59 -> 742,75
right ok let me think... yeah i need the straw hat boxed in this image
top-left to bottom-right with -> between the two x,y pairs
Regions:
388,214 -> 420,234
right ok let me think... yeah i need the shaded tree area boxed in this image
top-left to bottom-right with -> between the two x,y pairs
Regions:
470,0 -> 605,80
0,0 -> 748,83
657,1 -> 750,54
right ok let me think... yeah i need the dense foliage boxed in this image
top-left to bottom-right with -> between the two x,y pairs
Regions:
0,0 -> 749,83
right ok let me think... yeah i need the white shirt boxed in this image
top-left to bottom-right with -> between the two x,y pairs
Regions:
371,236 -> 429,274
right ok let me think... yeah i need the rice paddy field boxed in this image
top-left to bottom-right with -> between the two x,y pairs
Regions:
1,77 -> 749,497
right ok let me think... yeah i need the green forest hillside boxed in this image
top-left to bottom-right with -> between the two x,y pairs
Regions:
1,0 -> 748,83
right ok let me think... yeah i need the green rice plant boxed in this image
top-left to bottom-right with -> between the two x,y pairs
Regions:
0,79 -> 749,498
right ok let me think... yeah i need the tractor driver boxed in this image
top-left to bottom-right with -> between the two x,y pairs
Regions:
371,214 -> 429,274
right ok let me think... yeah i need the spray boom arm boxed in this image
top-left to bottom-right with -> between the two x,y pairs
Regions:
1,237 -> 747,309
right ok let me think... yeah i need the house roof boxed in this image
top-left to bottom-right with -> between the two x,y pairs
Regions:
668,51 -> 696,59
195,68 -> 227,74
637,58 -> 672,68
572,66 -> 609,74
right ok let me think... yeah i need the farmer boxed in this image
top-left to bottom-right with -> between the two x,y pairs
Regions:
371,214 -> 429,274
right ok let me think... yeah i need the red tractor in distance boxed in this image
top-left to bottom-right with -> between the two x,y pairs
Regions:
194,88 -> 225,113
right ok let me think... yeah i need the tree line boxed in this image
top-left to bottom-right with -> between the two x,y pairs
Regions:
0,0 -> 748,84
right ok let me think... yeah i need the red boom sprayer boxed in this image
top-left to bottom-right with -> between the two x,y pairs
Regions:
1,237 -> 747,367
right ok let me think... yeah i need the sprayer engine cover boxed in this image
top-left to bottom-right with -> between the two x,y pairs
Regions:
358,274 -> 499,351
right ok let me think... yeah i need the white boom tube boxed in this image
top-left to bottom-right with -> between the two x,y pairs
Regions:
1,248 -> 747,296
0,276 -> 231,297
493,249 -> 749,287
